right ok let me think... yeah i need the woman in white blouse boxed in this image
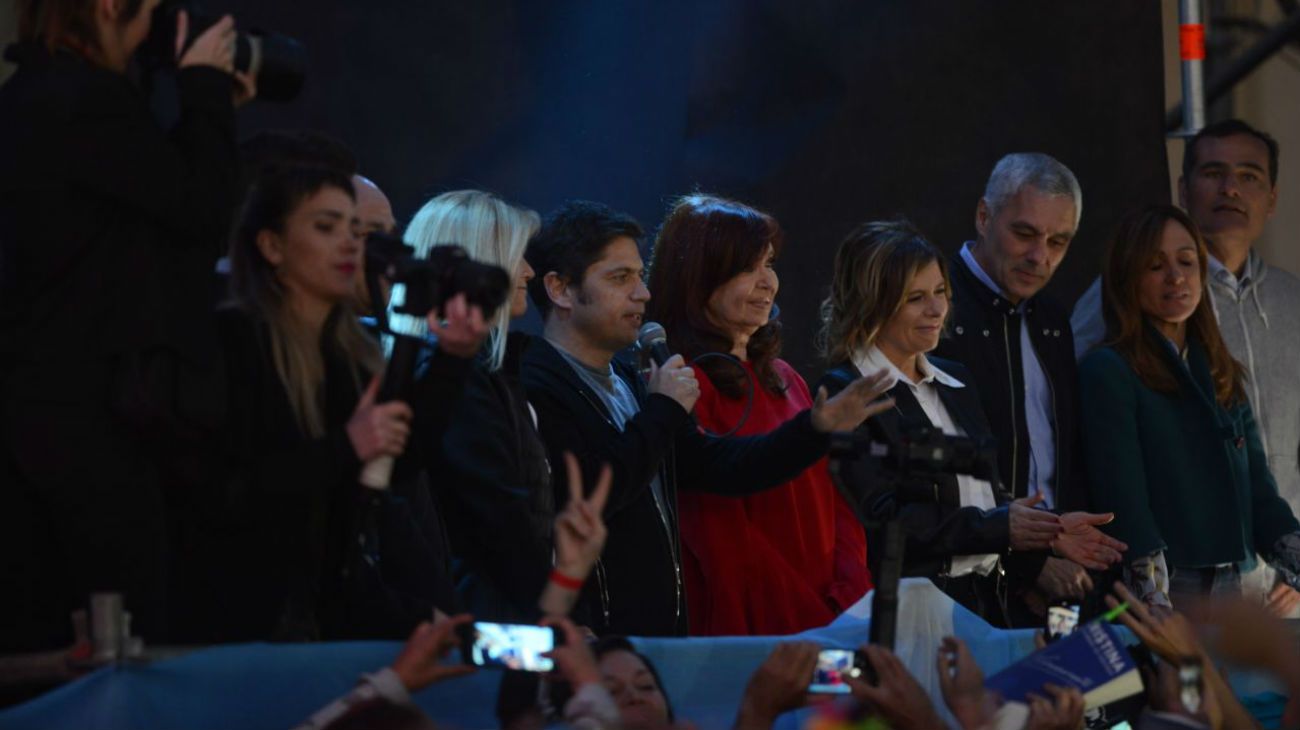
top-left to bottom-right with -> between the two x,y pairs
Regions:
814,219 -> 1125,626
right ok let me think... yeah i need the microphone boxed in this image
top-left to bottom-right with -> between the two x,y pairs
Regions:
637,321 -> 673,366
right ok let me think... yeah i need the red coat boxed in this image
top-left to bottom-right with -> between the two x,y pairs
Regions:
681,358 -> 872,636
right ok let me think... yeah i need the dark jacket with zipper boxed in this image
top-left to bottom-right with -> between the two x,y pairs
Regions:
520,338 -> 830,636
932,252 -> 1085,512
817,358 -> 1046,624
433,333 -> 556,623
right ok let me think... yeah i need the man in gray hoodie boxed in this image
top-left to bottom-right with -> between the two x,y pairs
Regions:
1073,119 -> 1300,616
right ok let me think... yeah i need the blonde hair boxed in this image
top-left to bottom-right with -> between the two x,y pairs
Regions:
229,166 -> 382,438
818,219 -> 949,364
396,190 -> 540,371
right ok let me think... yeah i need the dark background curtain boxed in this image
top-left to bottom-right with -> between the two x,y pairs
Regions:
228,0 -> 1169,373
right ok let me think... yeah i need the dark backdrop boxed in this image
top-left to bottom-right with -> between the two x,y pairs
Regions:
226,0 -> 1169,374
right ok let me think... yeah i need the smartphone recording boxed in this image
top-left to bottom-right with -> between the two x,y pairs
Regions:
461,621 -> 558,672
809,648 -> 864,694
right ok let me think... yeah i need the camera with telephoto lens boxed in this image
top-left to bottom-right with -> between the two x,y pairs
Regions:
140,1 -> 307,102
365,232 -> 511,324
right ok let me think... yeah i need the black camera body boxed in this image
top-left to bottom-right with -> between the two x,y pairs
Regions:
829,423 -> 999,499
141,1 -> 307,101
365,232 -> 511,324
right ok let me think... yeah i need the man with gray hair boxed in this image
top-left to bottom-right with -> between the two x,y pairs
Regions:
934,152 -> 1099,625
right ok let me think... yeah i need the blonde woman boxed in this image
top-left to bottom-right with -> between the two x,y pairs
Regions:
403,191 -> 587,622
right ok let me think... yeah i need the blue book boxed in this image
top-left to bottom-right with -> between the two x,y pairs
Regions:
984,622 -> 1143,710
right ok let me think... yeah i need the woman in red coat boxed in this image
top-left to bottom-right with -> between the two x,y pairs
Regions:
646,194 -> 874,635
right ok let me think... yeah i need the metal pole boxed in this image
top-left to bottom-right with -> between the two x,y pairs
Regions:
1176,0 -> 1208,137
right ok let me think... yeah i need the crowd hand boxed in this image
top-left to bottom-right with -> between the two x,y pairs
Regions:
427,293 -> 490,359
391,613 -> 476,692
1105,583 -> 1201,662
1182,592 -> 1300,726
809,368 -> 895,433
553,452 -> 612,581
540,616 -> 601,690
845,645 -> 946,730
1050,511 -> 1127,570
1024,684 -> 1084,730
1008,494 -> 1062,551
1035,557 -> 1093,601
733,641 -> 821,728
347,375 -> 413,461
647,354 -> 700,413
1145,660 -> 1223,730
1267,582 -> 1300,617
937,637 -> 998,730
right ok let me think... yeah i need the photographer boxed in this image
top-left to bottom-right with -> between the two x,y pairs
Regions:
815,220 -> 1125,626
0,0 -> 252,649
183,165 -> 487,642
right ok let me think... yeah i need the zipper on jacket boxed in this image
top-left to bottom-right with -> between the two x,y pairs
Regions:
1002,315 -> 1020,498
575,385 -> 682,630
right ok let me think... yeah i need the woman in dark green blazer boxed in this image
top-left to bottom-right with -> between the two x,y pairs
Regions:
1080,205 -> 1300,609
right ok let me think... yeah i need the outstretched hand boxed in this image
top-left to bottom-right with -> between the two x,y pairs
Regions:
810,368 -> 895,433
1051,511 -> 1127,570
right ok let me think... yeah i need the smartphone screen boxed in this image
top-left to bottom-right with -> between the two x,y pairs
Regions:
465,621 -> 556,672
1046,603 -> 1081,642
809,649 -> 863,694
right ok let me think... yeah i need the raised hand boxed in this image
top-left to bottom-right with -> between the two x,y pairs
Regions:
810,368 -> 895,433
347,375 -> 413,461
1009,493 -> 1062,551
541,615 -> 602,690
1051,511 -> 1128,570
733,641 -> 821,728
390,613 -> 476,692
845,645 -> 946,730
1105,582 -> 1202,662
937,636 -> 998,730
553,452 -> 613,581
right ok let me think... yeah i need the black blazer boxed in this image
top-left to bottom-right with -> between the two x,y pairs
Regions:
520,338 -> 829,636
816,357 -> 1046,588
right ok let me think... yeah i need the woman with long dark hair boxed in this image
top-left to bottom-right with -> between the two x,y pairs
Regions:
187,166 -> 485,641
646,194 -> 874,635
1081,204 -> 1300,608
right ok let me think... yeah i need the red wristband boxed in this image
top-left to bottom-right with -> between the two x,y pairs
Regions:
549,569 -> 584,591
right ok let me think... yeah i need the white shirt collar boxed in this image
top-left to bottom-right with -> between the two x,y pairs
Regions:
853,344 -> 965,390
960,241 -> 1007,298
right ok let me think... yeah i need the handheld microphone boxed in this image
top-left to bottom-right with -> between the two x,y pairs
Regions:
637,321 -> 673,365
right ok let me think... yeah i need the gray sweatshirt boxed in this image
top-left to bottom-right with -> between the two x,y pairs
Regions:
1206,250 -> 1300,520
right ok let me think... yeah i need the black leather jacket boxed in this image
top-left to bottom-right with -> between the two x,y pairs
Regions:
932,251 -> 1086,512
